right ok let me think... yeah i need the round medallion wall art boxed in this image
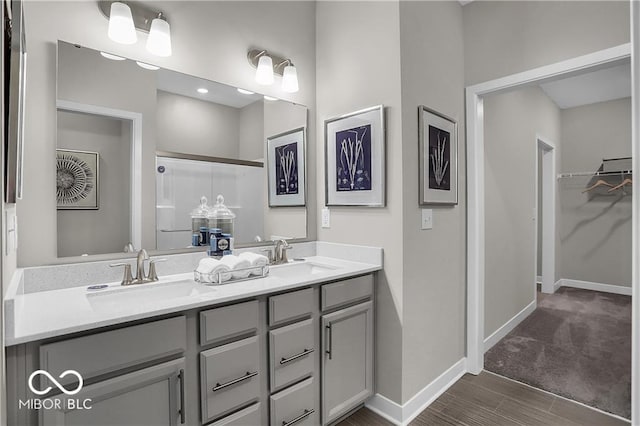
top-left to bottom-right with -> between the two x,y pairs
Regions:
56,150 -> 99,209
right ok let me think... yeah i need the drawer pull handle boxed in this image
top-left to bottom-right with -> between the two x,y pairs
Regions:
280,348 -> 314,365
212,371 -> 258,392
325,323 -> 333,360
282,408 -> 315,426
178,369 -> 186,424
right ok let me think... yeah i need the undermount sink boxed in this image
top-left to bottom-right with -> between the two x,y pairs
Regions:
269,260 -> 338,278
86,279 -> 214,312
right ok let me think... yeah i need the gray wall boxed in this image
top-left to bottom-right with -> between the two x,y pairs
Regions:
316,0 -> 404,403
156,91 -> 240,159
559,97 -> 632,286
57,111 -> 131,257
317,1 -> 466,404
398,1 -> 466,401
483,87 -> 561,339
18,1 -> 316,266
239,101 -> 265,161
462,1 -> 630,85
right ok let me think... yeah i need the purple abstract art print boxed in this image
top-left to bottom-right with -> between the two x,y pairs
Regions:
335,125 -> 372,191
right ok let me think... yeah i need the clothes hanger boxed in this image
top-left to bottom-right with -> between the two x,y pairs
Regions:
607,178 -> 633,193
582,179 -> 615,193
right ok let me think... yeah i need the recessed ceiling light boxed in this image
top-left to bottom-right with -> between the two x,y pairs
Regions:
197,88 -> 209,94
136,61 -> 160,70
237,88 -> 255,95
263,95 -> 278,101
100,52 -> 126,61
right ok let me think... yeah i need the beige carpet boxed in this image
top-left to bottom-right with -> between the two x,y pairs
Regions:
484,287 -> 631,419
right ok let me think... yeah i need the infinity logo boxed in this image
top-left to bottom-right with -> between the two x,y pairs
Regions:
28,370 -> 84,396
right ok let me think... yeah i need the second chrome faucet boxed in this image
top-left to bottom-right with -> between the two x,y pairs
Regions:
110,249 -> 165,286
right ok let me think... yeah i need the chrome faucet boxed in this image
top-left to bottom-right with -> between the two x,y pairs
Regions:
261,239 -> 292,265
110,249 -> 165,286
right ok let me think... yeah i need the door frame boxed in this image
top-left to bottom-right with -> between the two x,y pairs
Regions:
464,42 -> 636,421
535,136 -> 557,295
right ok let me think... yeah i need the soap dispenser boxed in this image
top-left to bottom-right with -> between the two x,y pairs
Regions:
190,196 -> 210,245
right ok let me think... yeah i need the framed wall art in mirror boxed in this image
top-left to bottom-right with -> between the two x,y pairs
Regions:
418,105 -> 458,205
325,105 -> 385,207
56,149 -> 99,210
267,127 -> 306,207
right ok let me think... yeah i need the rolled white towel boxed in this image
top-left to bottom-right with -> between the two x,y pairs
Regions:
196,258 -> 231,283
239,252 -> 270,275
220,255 -> 252,279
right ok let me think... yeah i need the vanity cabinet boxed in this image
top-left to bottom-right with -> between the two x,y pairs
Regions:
321,276 -> 374,425
5,274 -> 376,426
41,358 -> 186,426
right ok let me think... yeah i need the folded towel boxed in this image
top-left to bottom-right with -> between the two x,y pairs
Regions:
220,255 -> 252,279
239,252 -> 269,275
196,258 -> 231,283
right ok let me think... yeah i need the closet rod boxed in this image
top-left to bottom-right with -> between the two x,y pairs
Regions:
557,170 -> 633,179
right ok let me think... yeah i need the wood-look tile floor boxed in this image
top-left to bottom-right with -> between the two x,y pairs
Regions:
337,371 -> 630,426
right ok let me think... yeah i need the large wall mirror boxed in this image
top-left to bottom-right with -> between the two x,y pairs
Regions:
56,41 -> 308,258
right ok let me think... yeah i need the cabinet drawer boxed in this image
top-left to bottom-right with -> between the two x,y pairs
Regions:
200,300 -> 258,346
209,402 -> 261,426
40,316 -> 186,386
270,377 -> 317,426
200,336 -> 261,423
269,318 -> 315,392
269,288 -> 313,327
321,275 -> 373,311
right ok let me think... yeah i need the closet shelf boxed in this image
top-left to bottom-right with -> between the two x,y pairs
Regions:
557,170 -> 632,179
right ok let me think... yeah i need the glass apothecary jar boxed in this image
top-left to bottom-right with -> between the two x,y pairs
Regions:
207,194 -> 235,237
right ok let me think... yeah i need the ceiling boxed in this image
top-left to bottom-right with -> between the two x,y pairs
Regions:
539,61 -> 631,109
156,69 -> 262,109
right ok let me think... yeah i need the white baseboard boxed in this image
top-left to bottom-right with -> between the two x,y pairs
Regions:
484,300 -> 536,353
554,279 -> 562,292
365,358 -> 466,425
556,279 -> 632,296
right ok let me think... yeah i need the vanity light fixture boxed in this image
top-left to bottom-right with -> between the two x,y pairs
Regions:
247,49 -> 299,93
146,13 -> 172,57
255,53 -> 274,85
197,88 -> 209,94
136,61 -> 159,70
99,2 -> 172,57
237,88 -> 255,95
281,61 -> 299,93
107,2 -> 137,45
100,51 -> 126,61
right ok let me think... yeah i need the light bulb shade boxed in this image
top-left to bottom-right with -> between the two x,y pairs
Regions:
282,65 -> 299,93
146,17 -> 172,57
255,55 -> 274,85
108,2 -> 137,45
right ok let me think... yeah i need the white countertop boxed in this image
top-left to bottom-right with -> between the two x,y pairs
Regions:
5,254 -> 381,345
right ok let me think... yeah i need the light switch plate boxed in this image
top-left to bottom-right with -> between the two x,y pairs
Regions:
321,208 -> 331,228
421,209 -> 433,230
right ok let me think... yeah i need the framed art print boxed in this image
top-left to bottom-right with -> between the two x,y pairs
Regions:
56,149 -> 100,209
419,105 -> 458,205
325,105 -> 385,207
267,127 -> 306,207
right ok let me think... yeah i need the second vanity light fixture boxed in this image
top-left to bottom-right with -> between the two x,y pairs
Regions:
99,1 -> 172,57
248,49 -> 299,93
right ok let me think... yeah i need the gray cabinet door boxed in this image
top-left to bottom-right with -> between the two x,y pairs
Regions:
321,301 -> 373,425
40,358 -> 186,426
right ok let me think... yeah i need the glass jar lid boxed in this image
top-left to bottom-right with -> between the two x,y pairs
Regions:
207,194 -> 236,219
190,196 -> 210,218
